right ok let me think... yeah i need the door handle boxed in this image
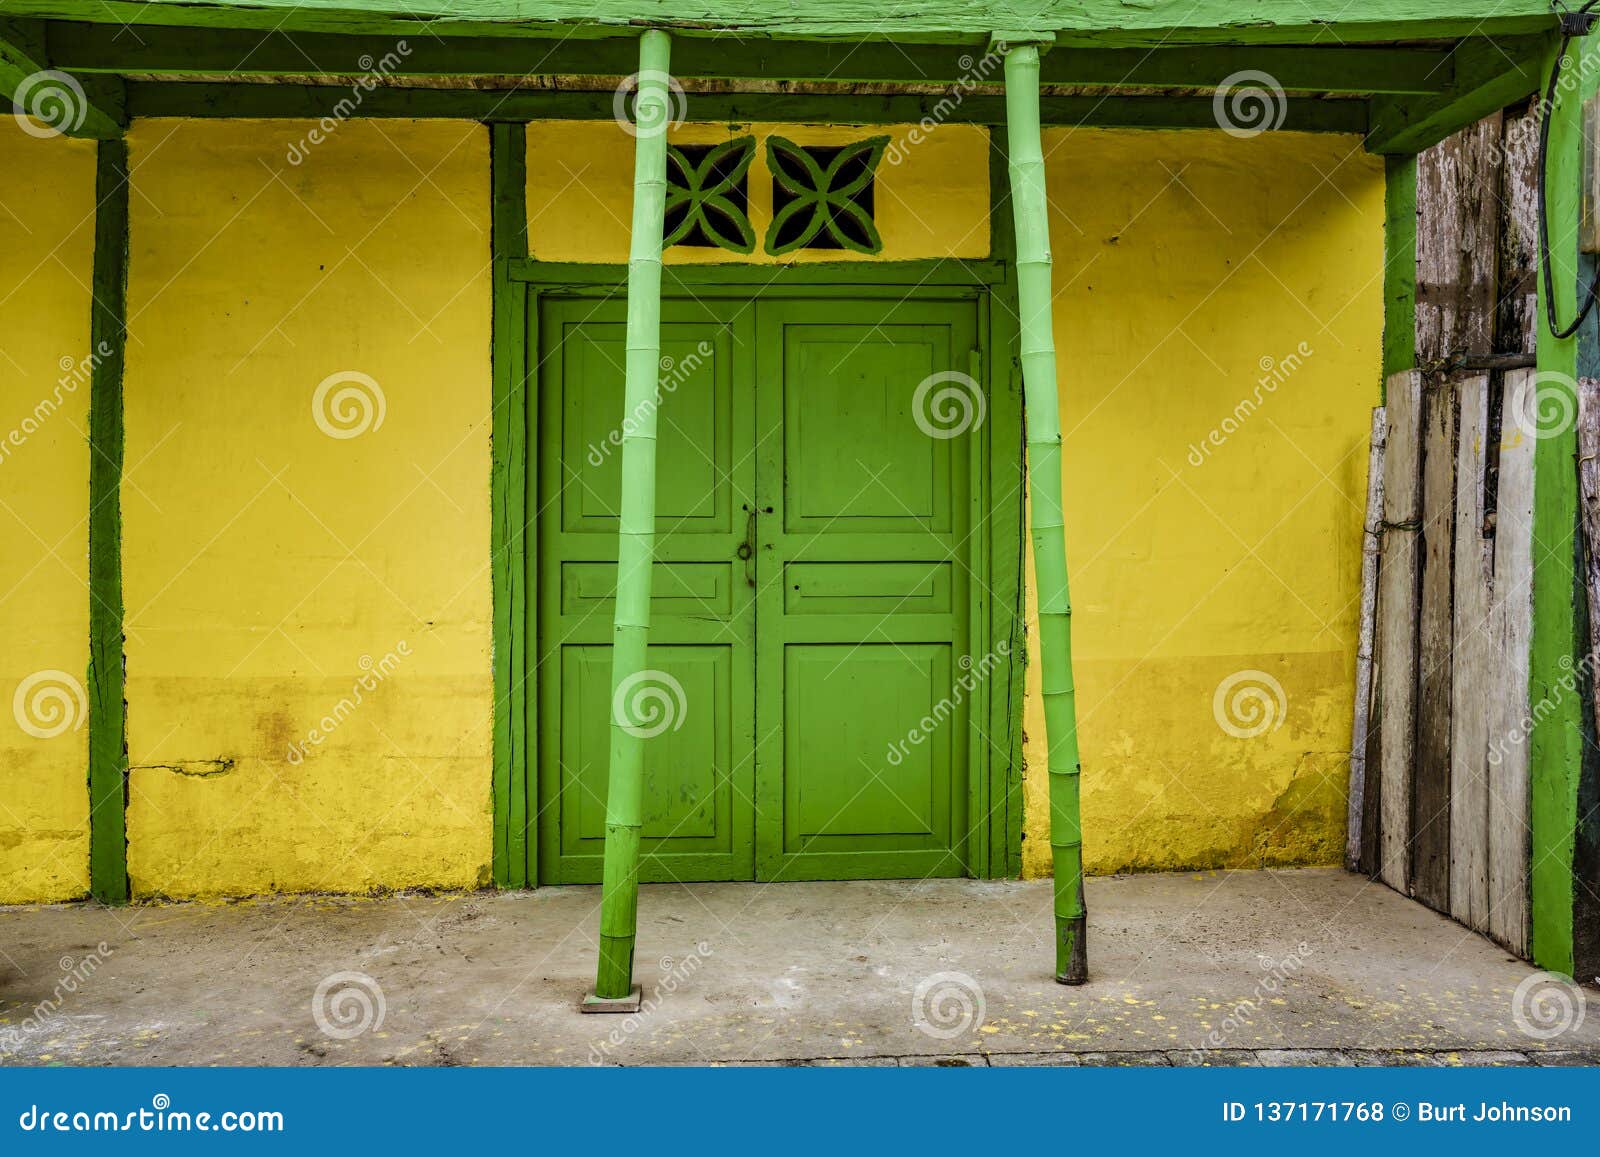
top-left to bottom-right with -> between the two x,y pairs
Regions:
738,504 -> 756,586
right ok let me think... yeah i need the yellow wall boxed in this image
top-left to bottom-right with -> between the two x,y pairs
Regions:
526,121 -> 990,262
0,117 -> 1380,901
1022,130 -> 1384,876
121,119 -> 494,898
0,124 -> 97,903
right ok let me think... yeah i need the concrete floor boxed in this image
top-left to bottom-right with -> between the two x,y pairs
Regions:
1,868 -> 1597,1067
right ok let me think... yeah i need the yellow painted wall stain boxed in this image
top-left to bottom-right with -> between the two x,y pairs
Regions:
1021,129 -> 1384,876
526,121 -> 990,263
120,119 -> 494,899
0,124 -> 97,903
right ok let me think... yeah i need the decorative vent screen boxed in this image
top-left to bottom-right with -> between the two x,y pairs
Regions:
765,135 -> 888,255
664,138 -> 756,254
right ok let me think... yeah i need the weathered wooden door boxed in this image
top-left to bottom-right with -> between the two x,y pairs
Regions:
536,294 -> 977,883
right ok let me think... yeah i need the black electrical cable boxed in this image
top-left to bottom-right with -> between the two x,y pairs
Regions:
1539,0 -> 1600,338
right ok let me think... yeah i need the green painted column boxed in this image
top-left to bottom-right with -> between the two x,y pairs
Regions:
1003,39 -> 1088,985
1529,30 -> 1587,977
591,28 -> 672,1004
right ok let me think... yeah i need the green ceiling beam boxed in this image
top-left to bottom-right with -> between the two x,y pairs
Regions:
1366,34 -> 1546,155
50,22 -> 1452,94
124,81 -> 1367,133
0,0 -> 1565,46
0,17 -> 124,137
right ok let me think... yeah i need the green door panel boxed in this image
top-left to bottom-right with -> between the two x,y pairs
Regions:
754,299 -> 977,882
535,299 -> 757,884
535,293 -> 979,884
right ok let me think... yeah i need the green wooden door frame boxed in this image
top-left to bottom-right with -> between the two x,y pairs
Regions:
505,269 -> 1024,886
489,125 -> 1026,888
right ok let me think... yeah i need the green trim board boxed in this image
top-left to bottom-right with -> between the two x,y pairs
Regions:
87,137 -> 130,904
513,260 -> 1008,287
1366,35 -> 1546,155
47,22 -> 1454,94
120,83 -> 1370,135
1528,33 -> 1584,977
1381,153 -> 1417,386
0,16 -> 124,138
987,123 -> 1025,880
0,0 -> 1563,46
489,121 -> 532,888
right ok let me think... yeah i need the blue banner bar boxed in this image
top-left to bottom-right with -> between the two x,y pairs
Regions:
1,1066 -> 1592,1153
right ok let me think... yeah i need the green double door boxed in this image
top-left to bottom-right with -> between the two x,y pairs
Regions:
535,294 -> 979,884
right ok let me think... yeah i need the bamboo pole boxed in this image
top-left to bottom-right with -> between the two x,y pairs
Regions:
590,28 -> 672,1005
1003,41 -> 1088,985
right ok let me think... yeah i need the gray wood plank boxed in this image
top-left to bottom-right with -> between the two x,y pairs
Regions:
1347,406 -> 1386,869
1378,371 -> 1424,891
1487,367 -> 1534,954
1448,373 -> 1492,931
1412,377 -> 1458,910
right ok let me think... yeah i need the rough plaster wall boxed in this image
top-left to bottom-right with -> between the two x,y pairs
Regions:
1022,129 -> 1385,877
0,124 -> 97,903
121,119 -> 494,899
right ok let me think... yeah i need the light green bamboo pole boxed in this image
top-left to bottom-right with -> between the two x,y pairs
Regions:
1004,41 -> 1088,985
592,28 -> 672,1003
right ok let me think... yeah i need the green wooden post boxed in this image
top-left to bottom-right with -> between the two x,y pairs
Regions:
589,27 -> 672,1007
88,137 -> 130,905
1529,30 -> 1586,978
1003,38 -> 1088,984
1381,153 -> 1417,388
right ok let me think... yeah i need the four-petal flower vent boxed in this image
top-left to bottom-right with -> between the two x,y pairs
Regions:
664,137 -> 757,254
660,134 -> 892,257
765,134 -> 889,256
